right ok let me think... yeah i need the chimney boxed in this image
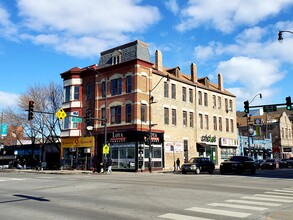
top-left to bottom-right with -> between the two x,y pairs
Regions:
155,50 -> 163,72
190,63 -> 197,83
218,73 -> 224,91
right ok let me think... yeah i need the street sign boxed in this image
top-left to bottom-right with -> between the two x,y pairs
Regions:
71,117 -> 82,123
263,105 -> 277,113
55,108 -> 67,120
103,144 -> 110,154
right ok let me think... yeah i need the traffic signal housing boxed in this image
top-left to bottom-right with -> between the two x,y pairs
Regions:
28,101 -> 34,120
286,96 -> 292,110
144,136 -> 150,145
244,100 -> 249,113
85,109 -> 91,125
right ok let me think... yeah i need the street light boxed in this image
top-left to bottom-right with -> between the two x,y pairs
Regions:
278,30 -> 293,43
148,74 -> 170,173
247,93 -> 262,158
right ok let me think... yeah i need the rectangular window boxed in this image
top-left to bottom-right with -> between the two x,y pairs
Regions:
164,82 -> 169,98
198,91 -> 202,105
189,112 -> 194,128
205,115 -> 209,130
64,114 -> 69,129
171,84 -> 176,99
229,99 -> 233,112
74,86 -> 79,100
230,119 -> 234,133
87,84 -> 92,100
218,96 -> 221,109
126,104 -> 132,123
65,86 -> 70,102
225,98 -> 228,111
111,78 -> 122,96
212,95 -> 216,108
102,81 -> 106,97
141,104 -> 147,122
126,76 -> 132,93
226,118 -> 229,132
204,92 -> 208,107
189,89 -> 193,103
183,111 -> 187,127
199,114 -> 203,129
164,108 -> 169,125
101,108 -> 106,125
182,87 -> 186,102
72,111 -> 78,129
213,116 -> 217,130
219,117 -> 222,131
172,109 -> 176,126
110,106 -> 121,124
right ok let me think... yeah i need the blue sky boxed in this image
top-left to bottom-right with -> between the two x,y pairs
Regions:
1,0 -> 293,111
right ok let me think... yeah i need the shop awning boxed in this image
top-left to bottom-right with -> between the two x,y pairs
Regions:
196,143 -> 207,152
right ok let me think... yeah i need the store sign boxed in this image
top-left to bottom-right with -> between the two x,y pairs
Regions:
61,136 -> 94,148
110,132 -> 126,143
220,138 -> 239,147
201,135 -> 217,143
1,124 -> 7,137
283,147 -> 292,152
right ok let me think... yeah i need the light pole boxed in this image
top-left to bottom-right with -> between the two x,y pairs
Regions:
148,74 -> 170,173
247,93 -> 262,158
278,30 -> 293,43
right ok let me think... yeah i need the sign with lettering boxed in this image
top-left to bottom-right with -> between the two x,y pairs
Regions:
61,136 -> 94,148
201,135 -> 217,143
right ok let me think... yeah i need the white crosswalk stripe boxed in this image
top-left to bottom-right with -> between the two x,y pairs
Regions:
185,207 -> 251,218
158,213 -> 214,220
0,178 -> 26,182
225,199 -> 281,207
253,194 -> 293,200
265,191 -> 293,196
208,202 -> 267,211
241,196 -> 293,203
273,189 -> 293,193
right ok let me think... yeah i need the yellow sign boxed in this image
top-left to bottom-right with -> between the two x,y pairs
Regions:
103,144 -> 110,154
56,108 -> 67,120
61,137 -> 94,148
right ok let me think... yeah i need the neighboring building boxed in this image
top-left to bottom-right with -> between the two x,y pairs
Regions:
60,40 -> 237,171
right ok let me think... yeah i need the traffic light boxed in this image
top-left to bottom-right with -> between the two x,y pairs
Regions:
144,136 -> 150,145
85,109 -> 91,125
28,101 -> 34,120
244,100 -> 249,113
286,96 -> 292,110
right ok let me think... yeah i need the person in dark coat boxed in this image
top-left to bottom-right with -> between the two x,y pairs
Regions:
176,158 -> 181,171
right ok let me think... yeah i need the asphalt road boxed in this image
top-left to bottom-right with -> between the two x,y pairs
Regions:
0,168 -> 292,220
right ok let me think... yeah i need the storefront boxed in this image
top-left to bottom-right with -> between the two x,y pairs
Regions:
61,136 -> 94,170
282,147 -> 293,158
197,134 -> 217,165
219,137 -> 238,162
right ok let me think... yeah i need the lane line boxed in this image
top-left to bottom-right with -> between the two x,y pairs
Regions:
241,196 -> 293,203
158,213 -> 214,220
208,203 -> 267,211
185,207 -> 251,218
254,194 -> 293,200
225,199 -> 281,207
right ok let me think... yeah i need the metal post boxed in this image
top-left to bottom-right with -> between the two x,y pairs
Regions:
247,114 -> 251,157
103,78 -> 107,173
148,90 -> 152,173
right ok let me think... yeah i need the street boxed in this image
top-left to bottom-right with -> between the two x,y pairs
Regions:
0,169 -> 292,220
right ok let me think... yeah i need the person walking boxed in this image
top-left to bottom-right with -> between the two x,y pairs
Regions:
176,158 -> 181,171
107,157 -> 112,174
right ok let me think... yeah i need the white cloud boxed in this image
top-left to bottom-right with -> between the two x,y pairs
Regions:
0,5 -> 18,39
165,0 -> 179,15
176,0 -> 293,33
0,91 -> 19,109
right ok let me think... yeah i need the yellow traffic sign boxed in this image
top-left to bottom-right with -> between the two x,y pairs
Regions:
56,108 -> 67,120
103,144 -> 110,154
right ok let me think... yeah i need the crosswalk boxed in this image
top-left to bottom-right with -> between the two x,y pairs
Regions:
0,177 -> 26,182
158,186 -> 293,220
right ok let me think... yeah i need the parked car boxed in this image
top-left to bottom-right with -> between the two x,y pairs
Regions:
279,159 -> 288,168
255,159 -> 264,169
181,157 -> 215,174
220,156 -> 256,175
286,157 -> 293,168
260,159 -> 277,169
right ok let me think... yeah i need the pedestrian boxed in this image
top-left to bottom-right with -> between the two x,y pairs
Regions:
107,157 -> 112,174
176,158 -> 180,171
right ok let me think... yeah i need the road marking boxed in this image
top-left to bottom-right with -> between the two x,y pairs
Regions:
0,178 -> 26,182
273,189 -> 293,193
282,188 -> 293,191
225,199 -> 281,207
254,194 -> 293,200
208,203 -> 267,211
158,213 -> 214,220
241,196 -> 293,203
265,191 -> 293,196
185,207 -> 251,218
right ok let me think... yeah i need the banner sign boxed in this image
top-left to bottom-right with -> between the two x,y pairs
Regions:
61,136 -> 94,148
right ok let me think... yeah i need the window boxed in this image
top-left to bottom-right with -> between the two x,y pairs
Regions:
64,86 -> 70,102
102,81 -> 106,97
219,117 -> 222,131
218,96 -> 221,109
213,116 -> 217,130
183,111 -> 187,127
111,78 -> 122,96
226,118 -> 229,132
141,104 -> 147,122
285,128 -> 288,139
101,108 -> 106,125
126,76 -> 132,93
205,115 -> 209,130
164,108 -> 169,125
126,104 -> 132,123
112,53 -> 121,65
204,93 -> 208,107
198,91 -> 202,105
171,84 -> 176,99
189,89 -> 193,103
110,106 -> 121,124
182,87 -> 186,102
229,99 -> 233,112
64,114 -> 69,129
199,114 -> 203,129
212,95 -> 216,108
87,84 -> 92,100
230,119 -> 234,133
189,112 -> 194,127
164,82 -> 169,98
225,98 -> 228,111
172,109 -> 176,126
72,111 -> 79,129
73,86 -> 79,100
